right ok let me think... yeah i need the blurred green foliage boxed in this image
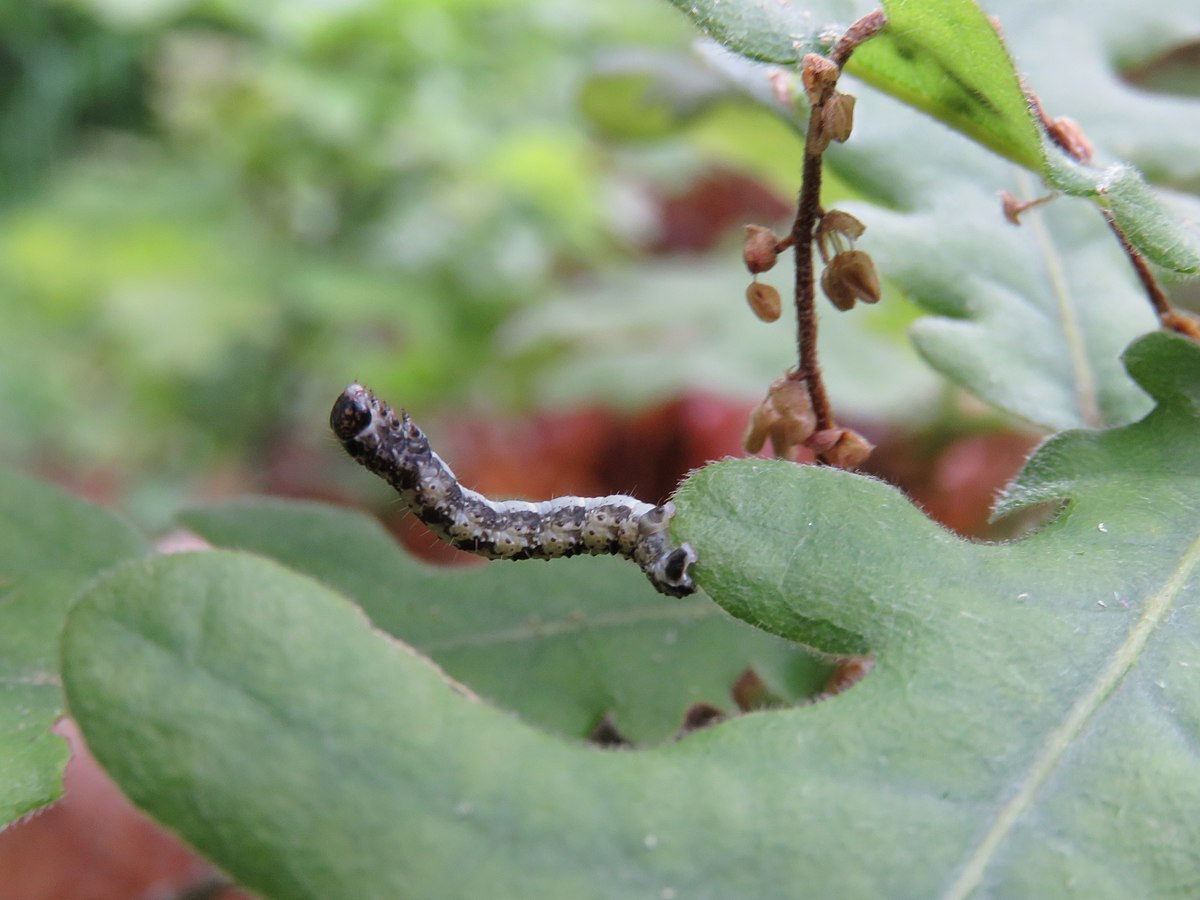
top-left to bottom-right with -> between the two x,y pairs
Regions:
0,0 -> 714,513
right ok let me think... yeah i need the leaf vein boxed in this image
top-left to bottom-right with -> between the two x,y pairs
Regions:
944,529 -> 1200,898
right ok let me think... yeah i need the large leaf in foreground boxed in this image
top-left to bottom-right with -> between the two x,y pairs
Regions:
0,469 -> 147,826
179,500 -> 827,745
63,330 -> 1200,895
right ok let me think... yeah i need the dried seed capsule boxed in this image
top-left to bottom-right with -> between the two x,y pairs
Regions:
823,428 -> 874,469
821,92 -> 856,144
745,282 -> 782,323
743,225 -> 781,274
743,401 -> 779,454
821,249 -> 881,311
804,427 -> 844,454
767,378 -> 816,445
816,209 -> 866,263
820,209 -> 866,241
801,54 -> 840,106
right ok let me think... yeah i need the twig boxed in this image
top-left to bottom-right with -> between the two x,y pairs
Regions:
1028,86 -> 1198,338
831,9 -> 887,68
790,11 -> 886,433
792,113 -> 833,430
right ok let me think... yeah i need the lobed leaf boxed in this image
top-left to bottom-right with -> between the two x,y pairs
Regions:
180,501 -> 828,746
667,0 -> 1044,169
63,331 -> 1200,895
0,468 -> 147,826
665,0 -> 1200,273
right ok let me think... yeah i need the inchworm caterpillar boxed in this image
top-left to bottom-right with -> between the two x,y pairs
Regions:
331,384 -> 698,597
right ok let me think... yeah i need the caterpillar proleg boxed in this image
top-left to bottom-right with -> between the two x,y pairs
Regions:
331,384 -> 698,597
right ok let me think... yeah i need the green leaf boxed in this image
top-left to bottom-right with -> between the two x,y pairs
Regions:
663,0 -> 846,66
62,331 -> 1200,894
1045,156 -> 1200,275
677,46 -> 1159,430
560,48 -> 1160,430
665,0 -> 1200,274
180,500 -> 827,745
0,468 -> 147,826
500,257 -> 941,424
854,0 -> 1044,171
666,0 -> 1044,170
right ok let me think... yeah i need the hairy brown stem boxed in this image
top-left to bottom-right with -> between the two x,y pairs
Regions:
831,8 -> 887,68
1105,212 -> 1200,339
792,116 -> 832,431
1028,85 -> 1197,338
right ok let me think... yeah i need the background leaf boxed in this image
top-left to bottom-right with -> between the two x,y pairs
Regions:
664,0 -> 1200,274
181,500 -> 828,745
63,331 -> 1200,895
667,0 -> 1044,169
575,44 -> 1160,430
0,468 -> 147,826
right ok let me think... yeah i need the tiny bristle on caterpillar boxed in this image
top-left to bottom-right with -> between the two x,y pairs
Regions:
330,384 -> 698,597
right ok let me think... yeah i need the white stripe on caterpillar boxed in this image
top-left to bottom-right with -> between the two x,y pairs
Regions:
331,384 -> 698,597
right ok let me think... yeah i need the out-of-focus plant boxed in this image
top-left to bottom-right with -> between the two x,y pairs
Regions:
0,0 -> 701,513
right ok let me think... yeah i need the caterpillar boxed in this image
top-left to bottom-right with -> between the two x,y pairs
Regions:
331,384 -> 698,597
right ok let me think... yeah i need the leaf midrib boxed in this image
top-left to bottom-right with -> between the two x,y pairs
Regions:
943,528 -> 1200,898
1021,171 -> 1102,428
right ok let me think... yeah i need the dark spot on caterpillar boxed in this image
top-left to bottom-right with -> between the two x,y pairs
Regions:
663,548 -> 692,584
332,384 -> 698,596
330,392 -> 372,443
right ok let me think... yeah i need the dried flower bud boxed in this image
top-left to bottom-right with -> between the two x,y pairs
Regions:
823,428 -> 874,469
768,377 -> 815,428
821,92 -> 856,144
745,377 -> 818,457
1046,116 -> 1093,164
804,428 -> 843,453
820,209 -> 865,241
745,282 -> 782,323
1000,190 -> 1025,226
767,378 -> 816,449
816,209 -> 866,262
742,401 -> 778,454
821,249 -> 881,311
743,225 -> 781,274
999,190 -> 1057,226
801,54 -> 839,106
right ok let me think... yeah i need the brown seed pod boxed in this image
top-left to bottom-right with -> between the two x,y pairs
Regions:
821,92 -> 856,144
816,209 -> 866,263
767,378 -> 816,443
743,225 -> 781,274
742,401 -> 778,454
823,427 -> 874,469
804,427 -> 844,454
820,209 -> 866,241
745,376 -> 819,458
821,249 -> 881,311
745,282 -> 782,323
801,54 -> 839,106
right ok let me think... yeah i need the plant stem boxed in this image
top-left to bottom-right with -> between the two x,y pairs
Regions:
1028,87 -> 1198,338
831,8 -> 886,67
1105,212 -> 1200,339
793,107 -> 833,431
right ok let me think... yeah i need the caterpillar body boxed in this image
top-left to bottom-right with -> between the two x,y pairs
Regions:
331,384 -> 698,597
